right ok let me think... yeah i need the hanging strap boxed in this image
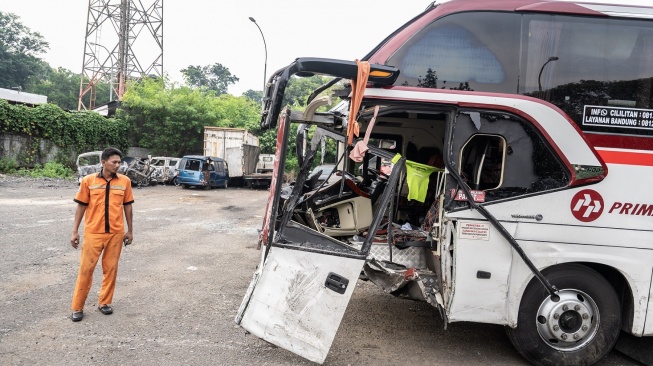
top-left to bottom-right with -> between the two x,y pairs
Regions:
346,60 -> 370,146
349,106 -> 380,163
362,106 -> 380,145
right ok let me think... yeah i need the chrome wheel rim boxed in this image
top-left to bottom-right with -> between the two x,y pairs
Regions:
536,289 -> 599,351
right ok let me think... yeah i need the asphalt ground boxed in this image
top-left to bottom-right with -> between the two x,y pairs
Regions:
0,176 -> 642,365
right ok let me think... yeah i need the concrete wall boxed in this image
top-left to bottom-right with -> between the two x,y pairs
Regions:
0,134 -> 151,167
126,147 -> 151,159
0,134 -> 70,167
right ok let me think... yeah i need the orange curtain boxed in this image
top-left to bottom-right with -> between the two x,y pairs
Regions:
347,60 -> 371,145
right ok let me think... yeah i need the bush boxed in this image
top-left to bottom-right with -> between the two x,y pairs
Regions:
0,99 -> 128,167
0,157 -> 19,173
18,161 -> 74,178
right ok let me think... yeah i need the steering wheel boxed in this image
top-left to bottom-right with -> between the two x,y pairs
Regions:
367,167 -> 389,180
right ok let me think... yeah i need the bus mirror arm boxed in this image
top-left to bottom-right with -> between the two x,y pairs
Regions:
446,163 -> 560,299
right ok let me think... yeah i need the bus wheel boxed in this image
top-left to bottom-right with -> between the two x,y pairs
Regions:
507,264 -> 620,366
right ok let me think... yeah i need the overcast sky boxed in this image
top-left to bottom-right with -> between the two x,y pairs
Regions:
4,0 -> 652,97
0,0 -> 431,96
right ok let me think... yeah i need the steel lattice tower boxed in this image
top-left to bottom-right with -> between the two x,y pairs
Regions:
78,0 -> 163,110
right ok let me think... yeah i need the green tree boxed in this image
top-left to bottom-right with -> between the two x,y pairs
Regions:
180,63 -> 239,95
0,11 -> 49,90
27,67 -> 111,110
282,75 -> 334,108
28,67 -> 80,110
119,71 -> 343,173
417,68 -> 438,88
0,12 -> 48,55
119,78 -> 261,157
242,89 -> 263,104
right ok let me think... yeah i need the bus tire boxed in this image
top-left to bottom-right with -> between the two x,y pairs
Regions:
507,264 -> 620,366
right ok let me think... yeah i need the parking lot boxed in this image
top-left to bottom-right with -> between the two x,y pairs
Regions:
0,176 -> 639,365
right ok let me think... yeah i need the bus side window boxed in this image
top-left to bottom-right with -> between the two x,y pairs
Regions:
451,111 -> 569,203
460,135 -> 505,191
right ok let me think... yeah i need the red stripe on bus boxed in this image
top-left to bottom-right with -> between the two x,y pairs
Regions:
597,150 -> 653,166
585,133 -> 653,151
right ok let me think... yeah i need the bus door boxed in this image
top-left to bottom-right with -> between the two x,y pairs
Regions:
443,108 -> 570,321
235,58 -> 400,364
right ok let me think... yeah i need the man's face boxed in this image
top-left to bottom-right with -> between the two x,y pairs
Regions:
102,154 -> 122,174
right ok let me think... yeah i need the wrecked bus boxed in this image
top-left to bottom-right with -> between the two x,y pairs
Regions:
236,1 -> 653,365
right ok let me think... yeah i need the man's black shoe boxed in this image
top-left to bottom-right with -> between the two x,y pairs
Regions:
98,305 -> 113,315
71,311 -> 84,322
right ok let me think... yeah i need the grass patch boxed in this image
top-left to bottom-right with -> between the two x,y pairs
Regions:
0,157 -> 19,174
17,161 -> 74,179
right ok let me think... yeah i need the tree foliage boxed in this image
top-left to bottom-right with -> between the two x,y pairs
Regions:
26,66 -> 111,110
0,11 -> 49,90
180,63 -> 239,95
0,12 -> 48,55
0,12 -> 113,110
119,78 -> 264,157
282,75 -> 335,108
242,89 -> 263,104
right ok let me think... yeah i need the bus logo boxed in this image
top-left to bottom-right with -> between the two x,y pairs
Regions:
571,189 -> 604,222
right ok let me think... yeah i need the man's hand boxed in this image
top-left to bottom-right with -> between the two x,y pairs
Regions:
71,204 -> 86,249
71,232 -> 80,249
123,231 -> 133,244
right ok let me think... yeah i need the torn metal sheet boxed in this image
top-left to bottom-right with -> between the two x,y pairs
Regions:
363,258 -> 440,303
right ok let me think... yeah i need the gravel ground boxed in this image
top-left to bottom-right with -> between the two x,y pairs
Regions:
0,175 -> 642,365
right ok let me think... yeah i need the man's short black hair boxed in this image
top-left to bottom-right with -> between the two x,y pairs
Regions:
101,147 -> 123,161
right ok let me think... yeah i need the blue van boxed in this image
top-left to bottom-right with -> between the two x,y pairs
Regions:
175,155 -> 229,189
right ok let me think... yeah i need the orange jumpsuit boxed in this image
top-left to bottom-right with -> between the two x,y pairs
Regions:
71,172 -> 134,311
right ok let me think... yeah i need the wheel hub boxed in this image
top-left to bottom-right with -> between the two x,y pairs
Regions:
536,289 -> 599,351
559,310 -> 582,333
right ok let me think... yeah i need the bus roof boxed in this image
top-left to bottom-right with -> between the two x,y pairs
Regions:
370,0 -> 653,65
432,0 -> 653,13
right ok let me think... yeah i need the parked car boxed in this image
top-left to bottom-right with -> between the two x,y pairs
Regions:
149,156 -> 180,184
75,151 -> 157,187
175,155 -> 229,189
76,151 -> 128,184
122,156 -> 158,187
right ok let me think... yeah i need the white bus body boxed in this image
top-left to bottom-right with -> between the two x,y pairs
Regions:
236,1 -> 653,365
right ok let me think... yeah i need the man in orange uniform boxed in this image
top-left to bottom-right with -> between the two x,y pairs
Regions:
70,147 -> 134,322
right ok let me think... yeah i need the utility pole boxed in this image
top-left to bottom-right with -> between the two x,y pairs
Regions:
78,0 -> 163,111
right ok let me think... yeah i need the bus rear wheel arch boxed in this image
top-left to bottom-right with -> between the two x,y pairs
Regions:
507,264 -> 621,366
